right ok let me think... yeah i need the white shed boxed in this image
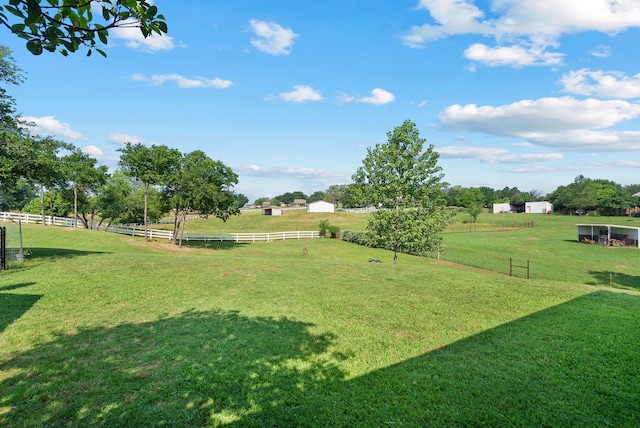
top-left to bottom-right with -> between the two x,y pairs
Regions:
525,201 -> 553,214
492,203 -> 514,214
263,207 -> 282,216
307,201 -> 335,213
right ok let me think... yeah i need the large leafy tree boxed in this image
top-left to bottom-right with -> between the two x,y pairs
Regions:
163,150 -> 239,245
94,172 -> 133,228
549,175 -> 634,215
61,149 -> 108,228
21,135 -> 71,224
0,0 -> 167,56
0,46 -> 26,185
352,120 -> 450,263
0,45 -> 23,129
118,142 -> 180,240
457,187 -> 484,221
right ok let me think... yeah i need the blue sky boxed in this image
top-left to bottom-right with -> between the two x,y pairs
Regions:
4,0 -> 640,202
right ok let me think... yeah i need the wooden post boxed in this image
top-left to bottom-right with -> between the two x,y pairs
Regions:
509,257 -> 513,277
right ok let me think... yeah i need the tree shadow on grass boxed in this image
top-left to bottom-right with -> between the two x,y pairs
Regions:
587,271 -> 640,290
0,282 -> 36,292
0,309 -> 346,427
179,241 -> 250,251
28,247 -> 110,260
306,290 -> 640,426
0,291 -> 42,333
2,292 -> 639,426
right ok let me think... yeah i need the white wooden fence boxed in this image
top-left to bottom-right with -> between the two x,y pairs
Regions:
0,212 -> 320,243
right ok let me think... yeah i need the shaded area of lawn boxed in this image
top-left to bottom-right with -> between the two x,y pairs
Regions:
589,270 -> 640,291
0,309 -> 345,427
27,247 -> 110,261
0,290 -> 42,333
180,241 -> 249,251
1,291 -> 638,426
307,290 -> 640,427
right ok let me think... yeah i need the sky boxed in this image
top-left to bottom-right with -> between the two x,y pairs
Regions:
3,0 -> 640,202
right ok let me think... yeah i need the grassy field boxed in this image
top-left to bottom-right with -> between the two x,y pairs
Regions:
442,212 -> 640,288
0,212 -> 639,426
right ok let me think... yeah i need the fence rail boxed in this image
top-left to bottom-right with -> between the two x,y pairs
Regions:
0,212 -> 321,243
182,231 -> 320,242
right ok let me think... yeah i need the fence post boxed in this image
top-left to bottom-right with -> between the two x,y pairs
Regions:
509,257 -> 513,277
527,259 -> 530,279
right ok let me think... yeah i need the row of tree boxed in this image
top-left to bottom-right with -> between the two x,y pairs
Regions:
1,135 -> 242,245
260,178 -> 639,220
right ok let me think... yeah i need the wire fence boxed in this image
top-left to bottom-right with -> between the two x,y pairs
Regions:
444,221 -> 534,234
433,246 -> 639,289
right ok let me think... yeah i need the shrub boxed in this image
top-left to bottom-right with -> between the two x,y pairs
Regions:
342,230 -> 373,247
318,220 -> 330,238
328,225 -> 341,239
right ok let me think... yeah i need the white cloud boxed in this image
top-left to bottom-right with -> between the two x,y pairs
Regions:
335,92 -> 356,104
403,0 -> 491,47
357,88 -> 395,105
233,163 -> 348,180
278,85 -> 323,103
560,69 -> 640,99
111,22 -> 175,52
437,146 -> 508,158
437,145 -> 562,164
403,0 -> 640,67
463,43 -> 563,67
590,44 -> 610,58
107,133 -> 150,146
20,116 -> 83,140
132,73 -> 232,89
439,97 -> 640,151
82,145 -> 103,157
249,19 -> 298,55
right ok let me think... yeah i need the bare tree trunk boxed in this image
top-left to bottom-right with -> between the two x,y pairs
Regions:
178,207 -> 189,247
40,183 -> 46,226
393,242 -> 399,264
143,184 -> 149,241
171,206 -> 180,245
73,187 -> 78,228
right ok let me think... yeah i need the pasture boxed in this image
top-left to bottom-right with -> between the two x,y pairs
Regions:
0,211 -> 639,426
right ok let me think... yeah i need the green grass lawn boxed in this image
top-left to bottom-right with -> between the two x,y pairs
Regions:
0,215 -> 639,426
442,213 -> 640,288
159,209 -> 369,233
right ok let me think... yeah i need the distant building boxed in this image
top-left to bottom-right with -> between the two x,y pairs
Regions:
263,207 -> 282,216
525,201 -> 553,214
307,201 -> 335,213
492,203 -> 515,214
292,199 -> 307,206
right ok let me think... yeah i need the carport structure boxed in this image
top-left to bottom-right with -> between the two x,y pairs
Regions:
577,224 -> 640,248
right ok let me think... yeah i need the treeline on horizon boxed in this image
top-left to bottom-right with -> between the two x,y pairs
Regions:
257,177 -> 640,217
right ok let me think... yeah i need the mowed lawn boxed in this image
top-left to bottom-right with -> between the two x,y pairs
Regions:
0,214 -> 639,426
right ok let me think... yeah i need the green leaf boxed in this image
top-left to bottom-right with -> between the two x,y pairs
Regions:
26,39 -> 43,55
10,23 -> 25,33
98,30 -> 108,45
